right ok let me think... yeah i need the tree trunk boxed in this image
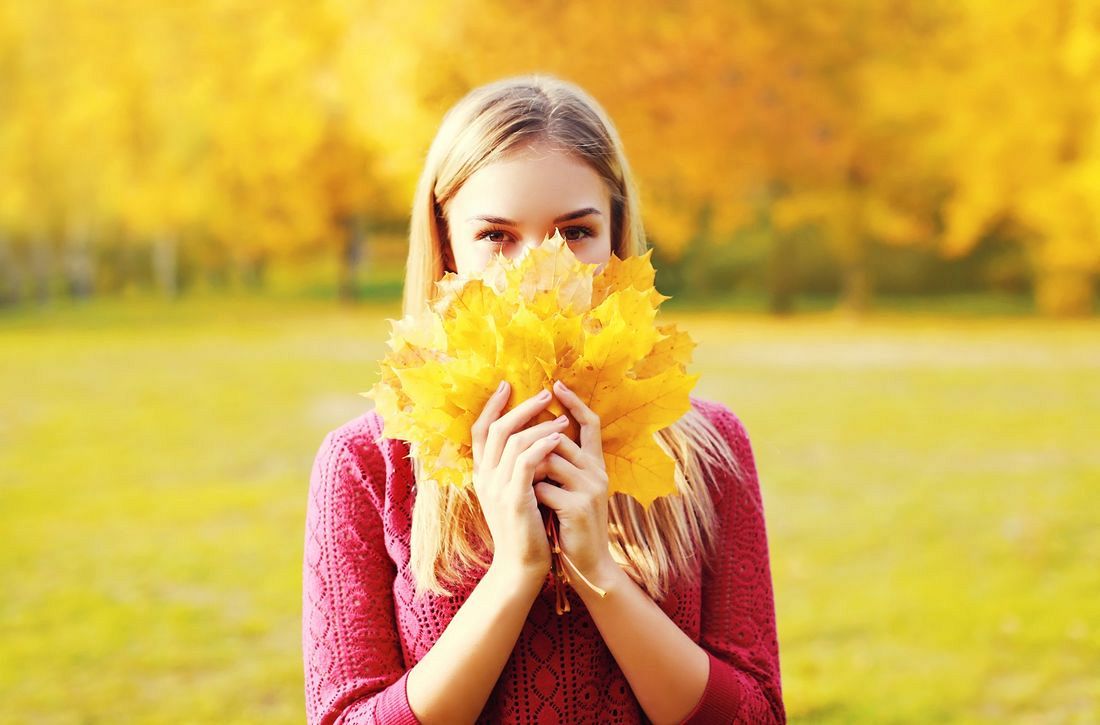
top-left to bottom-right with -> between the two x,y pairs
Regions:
30,238 -> 52,304
243,252 -> 268,290
153,234 -> 179,298
206,241 -> 230,290
339,215 -> 367,302
64,224 -> 95,299
840,251 -> 872,315
768,232 -> 796,315
0,233 -> 23,306
837,168 -> 872,316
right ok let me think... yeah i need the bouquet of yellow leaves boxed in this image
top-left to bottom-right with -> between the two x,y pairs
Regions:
362,230 -> 697,609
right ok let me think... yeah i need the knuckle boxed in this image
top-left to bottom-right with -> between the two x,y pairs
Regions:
512,428 -> 535,447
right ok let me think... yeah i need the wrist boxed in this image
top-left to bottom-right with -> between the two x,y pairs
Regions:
486,560 -> 547,598
572,554 -> 626,603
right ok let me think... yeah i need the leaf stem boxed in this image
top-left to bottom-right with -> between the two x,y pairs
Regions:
545,510 -> 607,616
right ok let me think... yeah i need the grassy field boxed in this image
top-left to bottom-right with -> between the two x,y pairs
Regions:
2,296 -> 1098,723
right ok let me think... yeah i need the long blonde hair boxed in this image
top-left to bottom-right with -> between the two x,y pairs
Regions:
401,73 -> 742,602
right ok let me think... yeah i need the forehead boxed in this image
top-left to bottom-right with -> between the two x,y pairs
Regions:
448,145 -> 609,221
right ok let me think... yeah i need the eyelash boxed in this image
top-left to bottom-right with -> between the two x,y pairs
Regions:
476,226 -> 594,244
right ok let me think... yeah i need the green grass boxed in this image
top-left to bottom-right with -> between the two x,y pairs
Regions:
2,296 -> 1098,723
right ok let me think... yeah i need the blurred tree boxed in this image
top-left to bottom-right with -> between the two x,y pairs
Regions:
0,0 -> 1097,315
933,0 -> 1100,315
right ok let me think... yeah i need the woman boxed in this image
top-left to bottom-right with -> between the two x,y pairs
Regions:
302,74 -> 785,725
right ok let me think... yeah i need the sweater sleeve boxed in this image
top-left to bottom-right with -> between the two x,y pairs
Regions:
302,430 -> 421,725
681,405 -> 786,724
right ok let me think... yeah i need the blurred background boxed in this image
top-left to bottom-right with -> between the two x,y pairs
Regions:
2,0 -> 1097,722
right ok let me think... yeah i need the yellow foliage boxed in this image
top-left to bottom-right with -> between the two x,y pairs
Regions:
5,0 -> 1099,314
363,230 -> 698,510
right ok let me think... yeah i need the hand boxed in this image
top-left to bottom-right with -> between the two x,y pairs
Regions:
471,381 -> 570,585
531,380 -> 619,591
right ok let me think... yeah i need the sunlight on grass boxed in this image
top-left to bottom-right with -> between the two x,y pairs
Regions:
2,297 -> 1098,722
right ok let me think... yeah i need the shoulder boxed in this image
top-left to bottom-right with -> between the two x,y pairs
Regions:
689,395 -> 753,455
687,395 -> 761,506
311,409 -> 413,512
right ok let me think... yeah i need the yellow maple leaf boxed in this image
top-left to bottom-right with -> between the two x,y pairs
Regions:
362,229 -> 698,510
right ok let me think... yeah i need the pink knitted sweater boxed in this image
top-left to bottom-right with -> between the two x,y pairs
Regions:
302,397 -> 785,724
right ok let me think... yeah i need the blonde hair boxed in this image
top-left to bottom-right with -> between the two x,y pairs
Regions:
401,73 -> 742,602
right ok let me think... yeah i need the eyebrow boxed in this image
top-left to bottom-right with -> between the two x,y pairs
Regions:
466,207 -> 603,226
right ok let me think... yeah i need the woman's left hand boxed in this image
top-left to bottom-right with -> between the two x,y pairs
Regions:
532,379 -> 618,592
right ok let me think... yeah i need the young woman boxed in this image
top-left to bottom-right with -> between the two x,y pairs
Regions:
302,75 -> 785,725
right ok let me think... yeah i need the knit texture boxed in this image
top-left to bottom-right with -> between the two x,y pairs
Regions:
302,396 -> 785,724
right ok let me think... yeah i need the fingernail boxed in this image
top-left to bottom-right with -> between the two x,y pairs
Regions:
497,380 -> 508,393
555,414 -> 567,423
555,380 -> 570,393
539,389 -> 551,400
548,433 -> 561,442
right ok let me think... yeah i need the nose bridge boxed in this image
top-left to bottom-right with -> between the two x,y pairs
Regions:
516,231 -> 545,254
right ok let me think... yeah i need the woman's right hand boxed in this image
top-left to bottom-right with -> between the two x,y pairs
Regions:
471,380 -> 569,586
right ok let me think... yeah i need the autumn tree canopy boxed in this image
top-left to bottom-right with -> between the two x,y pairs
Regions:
1,0 -> 1097,314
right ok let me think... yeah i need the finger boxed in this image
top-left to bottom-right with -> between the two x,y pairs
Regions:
512,432 -> 563,490
471,381 -> 511,469
552,380 -> 603,459
482,387 -> 554,470
547,432 -> 585,468
533,480 -> 573,512
499,415 -> 570,474
532,448 -> 564,481
542,452 -> 585,492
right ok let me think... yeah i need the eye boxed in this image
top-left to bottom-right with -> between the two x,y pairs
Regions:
474,226 -> 594,245
475,227 -> 513,244
561,226 -> 594,242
